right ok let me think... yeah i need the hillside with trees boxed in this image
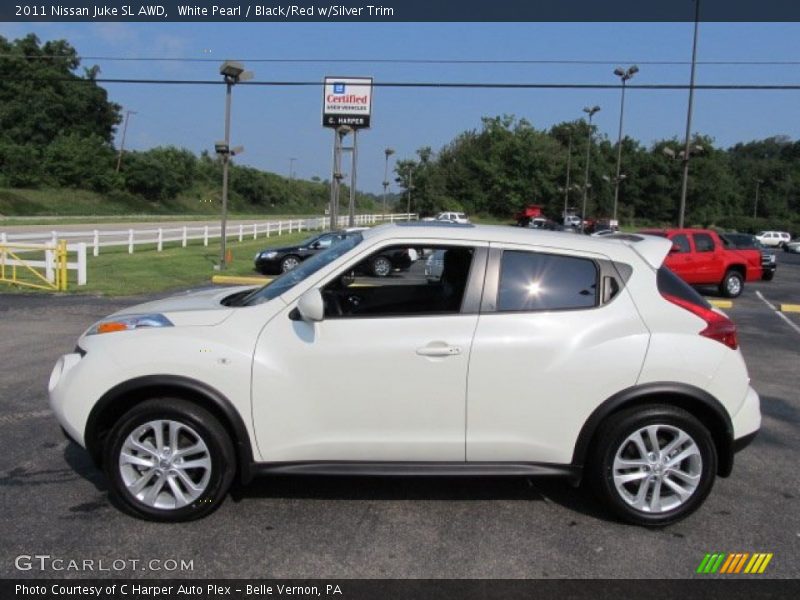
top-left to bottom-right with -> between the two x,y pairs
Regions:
396,116 -> 800,232
0,34 -> 380,216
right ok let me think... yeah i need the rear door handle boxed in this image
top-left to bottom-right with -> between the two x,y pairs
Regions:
416,343 -> 462,357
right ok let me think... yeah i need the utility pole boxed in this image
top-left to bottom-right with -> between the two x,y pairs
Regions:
564,134 -> 572,222
115,110 -> 137,173
383,148 -> 395,218
289,157 -> 297,180
753,179 -> 764,219
678,0 -> 701,228
406,170 -> 413,221
348,130 -> 358,227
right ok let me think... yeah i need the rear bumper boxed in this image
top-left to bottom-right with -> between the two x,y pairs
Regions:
732,385 -> 761,442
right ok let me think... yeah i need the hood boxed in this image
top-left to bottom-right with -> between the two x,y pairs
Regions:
259,245 -> 303,254
110,285 -> 258,327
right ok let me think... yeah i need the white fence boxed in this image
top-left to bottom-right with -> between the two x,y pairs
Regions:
1,213 -> 417,257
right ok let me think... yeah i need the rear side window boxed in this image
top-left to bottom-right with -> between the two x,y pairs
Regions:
657,266 -> 711,309
694,233 -> 715,252
670,234 -> 691,253
498,251 -> 598,311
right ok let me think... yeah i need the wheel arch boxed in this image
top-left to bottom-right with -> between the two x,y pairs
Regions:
85,375 -> 255,483
572,382 -> 734,478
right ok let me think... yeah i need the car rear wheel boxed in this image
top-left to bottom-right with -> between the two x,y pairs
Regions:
104,398 -> 235,522
719,270 -> 744,298
371,256 -> 393,277
588,404 -> 716,527
280,255 -> 301,273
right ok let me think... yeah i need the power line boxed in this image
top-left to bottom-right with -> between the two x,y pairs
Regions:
13,77 -> 800,90
2,54 -> 800,66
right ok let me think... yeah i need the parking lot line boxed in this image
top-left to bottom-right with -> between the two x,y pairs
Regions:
756,291 -> 800,336
706,299 -> 733,309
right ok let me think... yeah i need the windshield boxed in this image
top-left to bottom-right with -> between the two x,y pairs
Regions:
240,233 -> 363,306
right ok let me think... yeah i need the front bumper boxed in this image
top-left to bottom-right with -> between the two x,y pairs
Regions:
254,257 -> 282,274
48,352 -> 89,447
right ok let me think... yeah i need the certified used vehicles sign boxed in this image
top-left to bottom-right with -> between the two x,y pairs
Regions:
322,76 -> 373,128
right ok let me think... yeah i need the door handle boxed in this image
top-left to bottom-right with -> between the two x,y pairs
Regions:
416,343 -> 462,357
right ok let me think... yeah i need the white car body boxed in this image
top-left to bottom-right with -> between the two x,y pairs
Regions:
755,231 -> 791,247
49,224 -> 760,523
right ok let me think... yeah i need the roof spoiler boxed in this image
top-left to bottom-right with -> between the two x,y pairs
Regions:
603,233 -> 673,269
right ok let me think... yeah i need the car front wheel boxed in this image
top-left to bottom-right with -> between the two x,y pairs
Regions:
104,398 -> 235,522
589,404 -> 717,527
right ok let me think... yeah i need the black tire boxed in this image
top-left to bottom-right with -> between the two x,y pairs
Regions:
280,255 -> 301,273
719,269 -> 744,298
103,398 -> 236,522
762,270 -> 775,281
587,404 -> 717,527
371,255 -> 393,277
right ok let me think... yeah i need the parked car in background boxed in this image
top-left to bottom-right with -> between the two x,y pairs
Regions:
783,238 -> 800,254
755,231 -> 791,248
254,230 -> 355,274
639,228 -> 762,297
423,212 -> 470,224
49,223 -> 760,525
720,232 -> 777,281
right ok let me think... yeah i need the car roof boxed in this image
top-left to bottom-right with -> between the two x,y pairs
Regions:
361,223 -> 672,268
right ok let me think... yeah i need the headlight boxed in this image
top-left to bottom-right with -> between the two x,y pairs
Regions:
261,251 -> 278,259
86,313 -> 173,336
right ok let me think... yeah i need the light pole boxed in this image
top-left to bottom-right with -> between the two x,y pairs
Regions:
382,148 -> 395,218
115,109 -> 137,173
603,174 -> 627,217
581,105 -> 601,232
406,170 -> 414,221
678,0 -> 701,228
612,65 -> 638,221
563,133 -> 573,223
218,60 -> 252,270
753,178 -> 764,219
288,157 -> 297,180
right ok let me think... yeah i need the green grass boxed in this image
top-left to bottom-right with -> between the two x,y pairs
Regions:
0,231 -> 312,296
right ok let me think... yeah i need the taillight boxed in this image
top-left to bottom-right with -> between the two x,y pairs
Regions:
662,294 -> 739,350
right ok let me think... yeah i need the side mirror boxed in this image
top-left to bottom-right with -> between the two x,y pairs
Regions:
669,244 -> 681,253
297,288 -> 324,322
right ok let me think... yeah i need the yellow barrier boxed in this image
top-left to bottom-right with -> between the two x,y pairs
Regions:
0,240 -> 68,291
211,275 -> 272,286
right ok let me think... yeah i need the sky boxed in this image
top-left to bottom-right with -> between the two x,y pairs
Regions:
1,21 -> 799,193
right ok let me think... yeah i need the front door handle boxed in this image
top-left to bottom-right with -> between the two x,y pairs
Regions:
416,343 -> 462,357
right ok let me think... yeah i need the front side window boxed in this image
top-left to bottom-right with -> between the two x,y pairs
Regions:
497,250 -> 598,312
322,245 -> 475,317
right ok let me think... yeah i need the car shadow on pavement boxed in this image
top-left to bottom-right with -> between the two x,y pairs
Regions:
63,440 -> 107,493
232,475 -> 614,523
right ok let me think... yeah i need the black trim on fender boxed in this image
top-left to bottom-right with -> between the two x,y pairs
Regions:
250,460 -> 582,482
733,430 -> 758,453
85,375 -> 255,483
571,382 -> 735,476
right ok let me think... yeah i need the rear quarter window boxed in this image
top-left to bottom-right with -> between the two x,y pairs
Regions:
497,251 -> 598,311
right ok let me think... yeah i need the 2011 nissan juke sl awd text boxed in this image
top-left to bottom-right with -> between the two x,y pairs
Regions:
49,223 -> 760,526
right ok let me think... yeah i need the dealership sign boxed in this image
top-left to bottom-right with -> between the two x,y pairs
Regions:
322,77 -> 373,129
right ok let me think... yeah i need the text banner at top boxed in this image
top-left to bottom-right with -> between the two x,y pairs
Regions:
3,0 -> 800,22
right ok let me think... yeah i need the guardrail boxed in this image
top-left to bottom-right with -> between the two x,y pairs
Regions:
0,240 -> 86,290
0,213 -> 418,256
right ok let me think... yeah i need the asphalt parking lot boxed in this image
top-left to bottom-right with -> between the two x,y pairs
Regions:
1,254 -> 798,579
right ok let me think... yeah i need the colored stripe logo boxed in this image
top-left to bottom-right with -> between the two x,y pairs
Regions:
697,553 -> 773,574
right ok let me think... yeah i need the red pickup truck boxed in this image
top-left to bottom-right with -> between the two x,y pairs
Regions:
639,228 -> 762,298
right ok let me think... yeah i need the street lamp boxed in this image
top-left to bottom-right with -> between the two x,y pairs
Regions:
218,60 -> 253,270
612,65 -> 638,221
581,105 -> 601,232
383,148 -> 395,218
678,0 -> 702,228
753,178 -> 764,219
288,157 -> 297,180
